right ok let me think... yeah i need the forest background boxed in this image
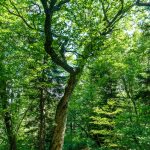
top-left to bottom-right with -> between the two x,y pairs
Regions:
0,0 -> 150,150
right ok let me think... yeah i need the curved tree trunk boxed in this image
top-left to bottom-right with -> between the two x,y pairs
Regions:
50,74 -> 78,150
40,1 -> 82,149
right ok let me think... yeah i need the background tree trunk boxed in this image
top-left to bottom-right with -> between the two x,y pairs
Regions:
38,89 -> 45,150
0,80 -> 17,150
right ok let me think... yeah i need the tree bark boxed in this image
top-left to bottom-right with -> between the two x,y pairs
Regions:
50,74 -> 78,150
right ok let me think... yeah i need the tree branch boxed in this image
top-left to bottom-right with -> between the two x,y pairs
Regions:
0,1 -> 43,32
101,1 -> 134,35
109,0 -> 124,27
16,99 -> 34,134
1,3 -> 35,30
66,50 -> 84,58
136,0 -> 150,6
9,0 -> 37,29
40,0 -> 77,74
100,0 -> 110,24
53,0 -> 70,11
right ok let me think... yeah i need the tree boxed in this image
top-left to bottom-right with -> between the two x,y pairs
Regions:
39,1 -> 134,149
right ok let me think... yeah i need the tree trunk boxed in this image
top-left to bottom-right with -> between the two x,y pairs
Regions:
50,74 -> 78,150
38,89 -> 45,150
0,80 -> 17,150
4,112 -> 17,150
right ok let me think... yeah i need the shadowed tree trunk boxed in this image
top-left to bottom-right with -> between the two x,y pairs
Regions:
4,111 -> 17,150
0,54 -> 17,150
38,56 -> 48,150
0,81 -> 17,150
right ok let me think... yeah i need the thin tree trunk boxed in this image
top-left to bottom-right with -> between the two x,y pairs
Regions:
38,89 -> 45,150
50,74 -> 78,150
69,117 -> 73,150
4,111 -> 17,150
38,55 -> 48,150
0,81 -> 17,150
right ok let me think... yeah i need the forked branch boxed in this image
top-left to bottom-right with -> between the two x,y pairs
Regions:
40,0 -> 77,74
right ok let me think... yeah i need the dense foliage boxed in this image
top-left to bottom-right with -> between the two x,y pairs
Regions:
0,0 -> 149,150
